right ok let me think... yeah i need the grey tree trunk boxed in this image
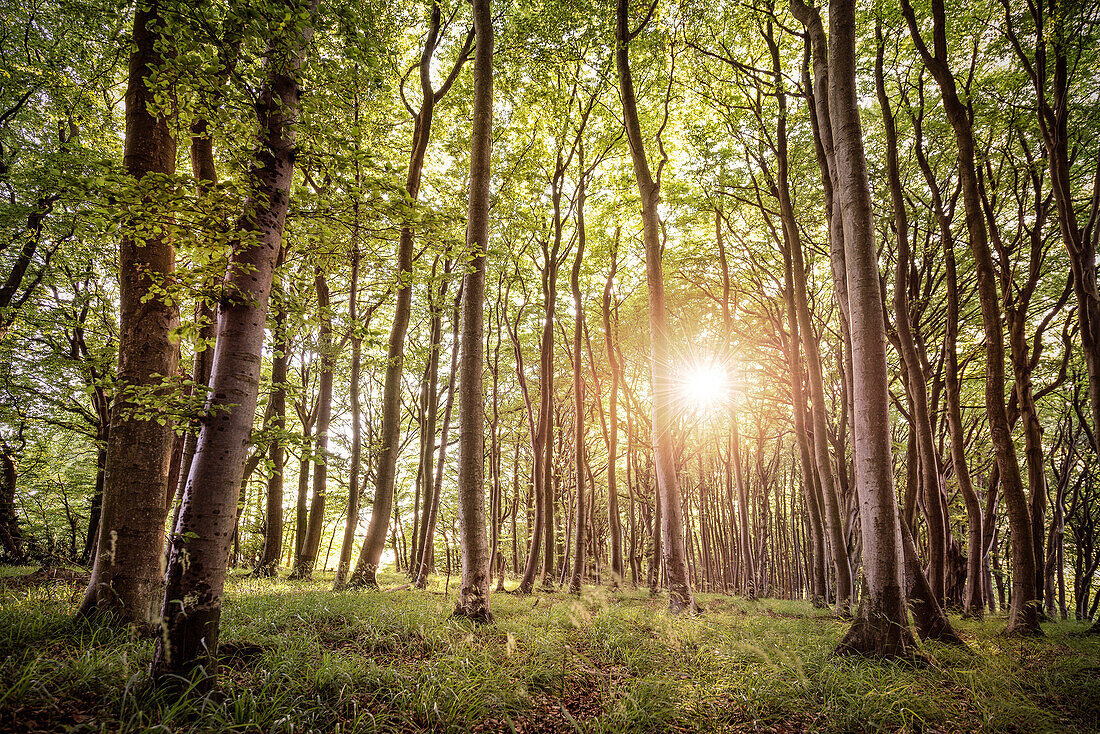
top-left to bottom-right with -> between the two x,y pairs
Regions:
793,0 -> 916,657
452,0 -> 494,623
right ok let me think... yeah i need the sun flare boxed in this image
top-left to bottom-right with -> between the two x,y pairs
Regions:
680,361 -> 730,412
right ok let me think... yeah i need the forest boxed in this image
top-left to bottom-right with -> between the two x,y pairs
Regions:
2,0 -> 1100,730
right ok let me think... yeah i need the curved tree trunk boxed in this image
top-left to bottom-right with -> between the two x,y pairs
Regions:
350,4 -> 470,588
874,31 -> 947,605
616,0 -> 696,614
901,0 -> 1042,636
153,0 -> 313,680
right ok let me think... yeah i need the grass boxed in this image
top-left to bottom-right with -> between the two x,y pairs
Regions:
1,568 -> 1098,733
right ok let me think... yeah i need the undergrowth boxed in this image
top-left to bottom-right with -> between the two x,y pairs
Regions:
1,569 -> 1097,733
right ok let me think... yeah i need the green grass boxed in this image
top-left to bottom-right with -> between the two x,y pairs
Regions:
1,569 -> 1098,732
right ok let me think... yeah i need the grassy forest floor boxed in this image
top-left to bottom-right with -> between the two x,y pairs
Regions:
1,567 -> 1099,733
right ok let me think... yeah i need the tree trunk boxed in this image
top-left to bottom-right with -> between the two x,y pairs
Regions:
602,231 -> 625,585
290,271 -> 333,579
79,0 -> 178,628
153,1 -> 313,680
334,238 -> 363,590
912,100 -> 984,618
452,0 -> 494,623
901,0 -> 1042,635
0,440 -> 23,563
874,31 -> 946,605
255,296 -> 287,576
351,4 -> 469,588
569,171 -> 587,595
794,0 -> 915,657
414,286 -> 462,588
616,0 -> 696,615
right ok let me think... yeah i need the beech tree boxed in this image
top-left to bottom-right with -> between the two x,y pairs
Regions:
153,0 -> 316,680
78,0 -> 179,628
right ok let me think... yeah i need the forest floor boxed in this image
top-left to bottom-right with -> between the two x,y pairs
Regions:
1,566 -> 1098,733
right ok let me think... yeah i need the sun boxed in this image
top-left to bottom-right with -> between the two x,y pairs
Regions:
680,360 -> 730,412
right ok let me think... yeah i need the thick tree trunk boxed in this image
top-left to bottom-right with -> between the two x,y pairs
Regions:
79,0 -> 178,628
452,0 -> 493,623
153,2 -> 312,680
794,0 -> 915,657
616,0 -> 696,614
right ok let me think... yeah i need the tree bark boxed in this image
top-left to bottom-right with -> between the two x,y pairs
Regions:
255,293 -> 287,577
290,271 -> 333,579
79,0 -> 178,628
793,0 -> 915,657
452,0 -> 494,623
351,4 -> 471,588
153,0 -> 313,680
602,230 -> 625,585
874,31 -> 946,605
569,170 -> 587,595
901,0 -> 1042,635
616,0 -> 696,614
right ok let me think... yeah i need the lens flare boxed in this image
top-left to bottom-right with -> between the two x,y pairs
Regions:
680,361 -> 729,412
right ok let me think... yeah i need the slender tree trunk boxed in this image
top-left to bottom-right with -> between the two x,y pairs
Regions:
616,0 -> 696,614
154,0 -> 313,680
334,239 -> 363,590
912,101 -> 984,618
255,296 -> 287,576
452,0 -> 493,622
875,32 -> 946,605
570,172 -> 587,595
352,4 -> 470,588
414,287 -> 462,588
901,0 -> 1041,635
781,243 -> 828,607
602,230 -> 625,584
291,272 -> 332,579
